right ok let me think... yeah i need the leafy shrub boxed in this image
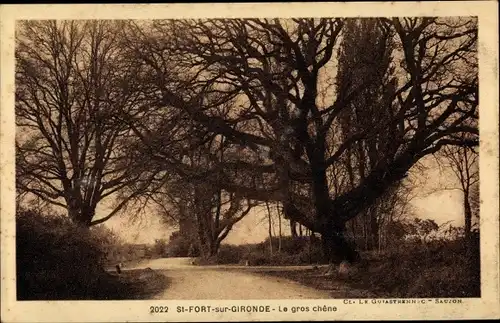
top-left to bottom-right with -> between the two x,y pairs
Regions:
268,253 -> 301,265
187,242 -> 200,257
216,244 -> 247,264
94,225 -> 128,264
106,243 -> 151,265
166,231 -> 193,257
212,235 -> 325,266
153,239 -> 168,258
346,237 -> 480,297
245,251 -> 270,266
16,209 -> 108,300
261,236 -> 309,254
296,243 -> 326,264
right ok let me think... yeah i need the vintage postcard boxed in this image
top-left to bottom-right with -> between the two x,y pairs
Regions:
1,1 -> 499,322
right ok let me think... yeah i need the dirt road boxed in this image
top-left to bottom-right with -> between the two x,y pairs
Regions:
130,258 -> 330,300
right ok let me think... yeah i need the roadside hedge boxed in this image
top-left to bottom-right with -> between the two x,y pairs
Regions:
17,209 -> 109,299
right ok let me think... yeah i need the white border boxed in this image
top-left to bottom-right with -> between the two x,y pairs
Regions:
1,2 -> 499,322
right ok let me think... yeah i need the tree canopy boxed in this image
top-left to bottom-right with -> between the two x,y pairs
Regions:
117,17 -> 477,261
16,17 -> 478,262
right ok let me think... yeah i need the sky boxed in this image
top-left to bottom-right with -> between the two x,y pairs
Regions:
103,155 -> 467,246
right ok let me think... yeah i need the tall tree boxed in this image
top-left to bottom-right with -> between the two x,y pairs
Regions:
15,20 -> 152,226
332,18 -> 400,251
122,17 -> 478,264
129,132 -> 257,258
441,142 -> 479,238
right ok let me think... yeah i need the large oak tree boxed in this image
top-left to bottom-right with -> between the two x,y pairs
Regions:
121,17 -> 478,263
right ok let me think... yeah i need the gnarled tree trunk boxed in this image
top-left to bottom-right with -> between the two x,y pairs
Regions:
321,222 -> 360,265
463,189 -> 473,240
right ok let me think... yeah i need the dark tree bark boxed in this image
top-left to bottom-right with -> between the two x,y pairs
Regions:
440,140 -> 478,240
321,222 -> 360,264
290,220 -> 298,238
463,190 -> 473,239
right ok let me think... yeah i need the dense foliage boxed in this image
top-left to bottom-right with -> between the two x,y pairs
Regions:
17,210 -> 107,299
16,209 -> 165,300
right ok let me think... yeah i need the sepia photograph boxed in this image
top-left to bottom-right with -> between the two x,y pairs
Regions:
1,2 -> 499,322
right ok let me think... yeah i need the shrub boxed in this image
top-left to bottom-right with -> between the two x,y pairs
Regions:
245,251 -> 269,266
153,239 -> 168,258
261,236 -> 309,254
93,225 -> 127,264
211,235 -> 326,266
269,253 -> 301,266
346,238 -> 481,297
187,242 -> 200,257
16,209 -> 108,300
296,243 -> 326,264
216,244 -> 247,264
165,231 -> 193,257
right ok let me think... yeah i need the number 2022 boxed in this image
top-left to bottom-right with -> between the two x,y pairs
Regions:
150,306 -> 169,313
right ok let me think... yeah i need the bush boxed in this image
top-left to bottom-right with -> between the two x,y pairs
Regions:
252,235 -> 324,265
245,251 -> 270,266
216,244 -> 247,264
153,239 -> 168,258
261,236 -> 309,254
16,209 -> 109,300
210,235 -> 325,266
93,225 -> 127,264
166,231 -> 199,257
296,243 -> 326,264
346,238 -> 481,297
269,253 -> 301,265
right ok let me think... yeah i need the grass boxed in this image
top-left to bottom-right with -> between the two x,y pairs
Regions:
97,268 -> 169,300
345,240 -> 481,298
252,239 -> 480,298
258,267 -> 375,298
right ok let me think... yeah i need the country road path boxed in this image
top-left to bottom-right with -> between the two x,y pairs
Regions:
129,257 -> 331,300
